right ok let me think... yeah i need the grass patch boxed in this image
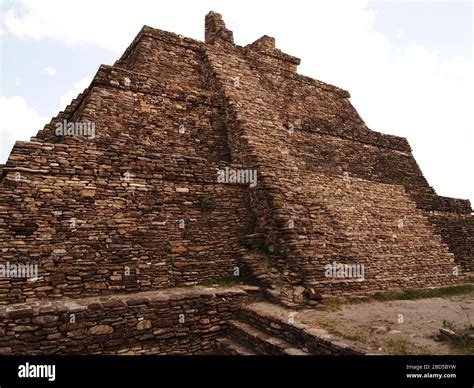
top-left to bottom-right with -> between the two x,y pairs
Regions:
442,320 -> 456,331
320,295 -> 371,311
203,276 -> 259,287
319,284 -> 474,311
320,297 -> 346,311
49,135 -> 62,144
372,284 -> 474,302
320,321 -> 371,344
319,319 -> 425,355
386,338 -> 410,355
201,195 -> 213,210
446,337 -> 474,354
439,323 -> 474,355
259,245 -> 281,257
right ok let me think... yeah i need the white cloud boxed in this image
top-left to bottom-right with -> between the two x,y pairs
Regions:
0,96 -> 48,162
338,41 -> 473,202
2,0 -> 169,52
42,66 -> 57,76
59,75 -> 92,110
0,75 -> 93,163
1,0 -> 472,202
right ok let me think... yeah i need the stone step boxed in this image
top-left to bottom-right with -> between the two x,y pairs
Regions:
227,319 -> 308,355
215,337 -> 256,355
240,233 -> 265,248
239,302 -> 368,355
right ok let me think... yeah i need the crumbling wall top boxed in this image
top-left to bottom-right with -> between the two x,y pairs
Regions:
205,11 -> 234,45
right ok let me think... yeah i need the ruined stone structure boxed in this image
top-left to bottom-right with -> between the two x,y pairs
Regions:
0,12 -> 472,355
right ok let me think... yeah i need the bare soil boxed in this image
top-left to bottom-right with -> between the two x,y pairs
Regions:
294,294 -> 474,354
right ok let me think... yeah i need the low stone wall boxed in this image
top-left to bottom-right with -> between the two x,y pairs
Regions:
239,304 -> 368,355
0,286 -> 254,355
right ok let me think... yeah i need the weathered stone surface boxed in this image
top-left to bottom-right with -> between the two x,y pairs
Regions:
79,189 -> 96,197
33,315 -> 58,325
0,11 -> 469,307
0,286 -> 247,355
0,10 -> 471,355
136,319 -> 152,330
89,325 -> 114,335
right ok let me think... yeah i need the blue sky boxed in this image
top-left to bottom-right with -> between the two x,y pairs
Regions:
1,34 -> 115,114
369,0 -> 472,59
0,0 -> 472,204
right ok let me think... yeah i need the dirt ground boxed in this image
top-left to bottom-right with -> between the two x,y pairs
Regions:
294,294 -> 474,355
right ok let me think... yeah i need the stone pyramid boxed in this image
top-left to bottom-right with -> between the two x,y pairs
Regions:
0,12 -> 472,354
